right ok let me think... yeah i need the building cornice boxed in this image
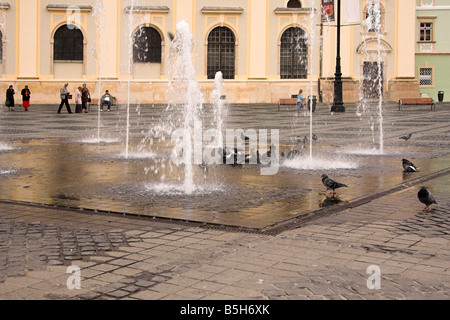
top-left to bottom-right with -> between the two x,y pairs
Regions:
46,4 -> 92,12
124,6 -> 170,14
416,6 -> 450,11
274,7 -> 314,14
0,2 -> 10,10
201,7 -> 244,14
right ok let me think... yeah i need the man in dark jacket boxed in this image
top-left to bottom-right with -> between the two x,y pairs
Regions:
57,83 -> 72,114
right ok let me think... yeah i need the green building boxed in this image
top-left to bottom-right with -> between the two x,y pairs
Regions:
416,0 -> 450,102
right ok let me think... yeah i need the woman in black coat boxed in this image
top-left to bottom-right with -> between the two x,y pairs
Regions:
6,85 -> 15,112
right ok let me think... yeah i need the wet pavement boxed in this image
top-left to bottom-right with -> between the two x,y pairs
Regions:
1,103 -> 449,230
0,102 -> 449,301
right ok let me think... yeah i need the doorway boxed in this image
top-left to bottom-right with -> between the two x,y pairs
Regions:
363,61 -> 384,99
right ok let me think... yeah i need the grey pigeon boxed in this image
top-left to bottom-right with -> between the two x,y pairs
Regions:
418,187 -> 437,212
312,133 -> 318,141
199,156 -> 209,172
399,133 -> 412,141
402,159 -> 417,172
240,132 -> 250,142
287,149 -> 301,159
321,174 -> 348,196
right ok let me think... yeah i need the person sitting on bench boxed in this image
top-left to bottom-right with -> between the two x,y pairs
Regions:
100,90 -> 116,112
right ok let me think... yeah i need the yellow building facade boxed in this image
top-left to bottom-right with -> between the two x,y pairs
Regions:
0,0 -> 419,105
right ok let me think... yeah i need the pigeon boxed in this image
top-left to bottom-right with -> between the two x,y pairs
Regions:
199,156 -> 209,172
245,149 -> 261,164
399,133 -> 412,141
312,133 -> 318,141
296,136 -> 307,145
417,186 -> 437,212
402,159 -> 417,172
261,144 -> 276,158
287,149 -> 301,159
218,147 -> 242,166
321,174 -> 348,196
240,132 -> 250,142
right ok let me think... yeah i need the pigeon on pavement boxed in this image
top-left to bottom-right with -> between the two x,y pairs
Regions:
417,187 -> 437,212
321,174 -> 348,196
402,159 -> 418,172
286,149 -> 301,159
399,133 -> 412,141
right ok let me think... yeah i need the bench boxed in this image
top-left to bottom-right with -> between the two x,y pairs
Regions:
89,98 -> 118,112
278,98 -> 298,111
398,97 -> 436,111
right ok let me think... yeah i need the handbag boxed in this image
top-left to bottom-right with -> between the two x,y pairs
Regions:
88,97 -> 91,103
5,99 -> 10,106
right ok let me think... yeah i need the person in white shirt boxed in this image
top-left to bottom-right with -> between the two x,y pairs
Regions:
100,90 -> 117,112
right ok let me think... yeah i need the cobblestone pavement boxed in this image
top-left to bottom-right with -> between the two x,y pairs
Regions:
0,103 -> 449,301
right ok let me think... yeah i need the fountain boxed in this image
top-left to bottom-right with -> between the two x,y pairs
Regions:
284,0 -> 359,171
0,4 -> 447,232
351,0 -> 385,155
167,21 -> 203,194
124,0 -> 136,160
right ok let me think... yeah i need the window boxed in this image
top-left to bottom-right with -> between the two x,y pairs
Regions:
366,2 -> 382,33
419,67 -> 433,87
54,25 -> 83,61
420,0 -> 434,6
420,22 -> 433,42
133,27 -> 162,63
287,0 -> 302,8
207,27 -> 236,79
280,27 -> 308,79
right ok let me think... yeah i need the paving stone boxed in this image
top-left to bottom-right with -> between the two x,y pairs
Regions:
135,280 -> 156,288
106,290 -> 130,298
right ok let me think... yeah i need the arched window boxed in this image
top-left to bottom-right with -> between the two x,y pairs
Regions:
287,0 -> 302,8
280,27 -> 308,79
365,1 -> 384,33
207,26 -> 236,79
133,26 -> 162,63
54,25 -> 83,61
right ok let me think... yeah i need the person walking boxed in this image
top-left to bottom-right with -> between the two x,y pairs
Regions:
5,85 -> 15,112
57,83 -> 72,114
21,85 -> 31,111
81,83 -> 91,113
297,89 -> 305,113
75,86 -> 83,113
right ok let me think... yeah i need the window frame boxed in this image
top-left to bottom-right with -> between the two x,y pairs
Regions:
133,26 -> 162,64
53,25 -> 84,61
287,0 -> 302,8
418,66 -> 434,88
279,26 -> 308,80
207,26 -> 236,80
418,19 -> 435,43
364,1 -> 385,34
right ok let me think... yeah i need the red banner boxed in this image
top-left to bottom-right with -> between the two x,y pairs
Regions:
322,0 -> 335,23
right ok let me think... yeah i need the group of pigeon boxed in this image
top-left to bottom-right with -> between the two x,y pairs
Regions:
399,133 -> 437,212
319,132 -> 437,213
